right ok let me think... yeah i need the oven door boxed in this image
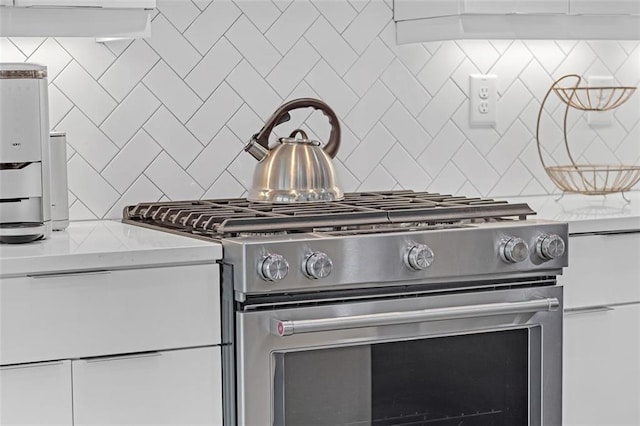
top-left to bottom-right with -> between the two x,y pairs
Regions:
235,285 -> 562,426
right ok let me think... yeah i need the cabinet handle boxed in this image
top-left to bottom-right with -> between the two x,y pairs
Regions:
28,270 -> 111,279
565,305 -> 614,315
0,361 -> 65,371
83,352 -> 161,363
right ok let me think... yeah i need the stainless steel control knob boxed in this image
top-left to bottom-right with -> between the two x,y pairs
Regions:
304,252 -> 333,279
500,237 -> 529,263
536,234 -> 566,260
405,244 -> 435,271
259,254 -> 289,282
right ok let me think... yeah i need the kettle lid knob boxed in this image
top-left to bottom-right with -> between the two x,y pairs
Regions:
278,129 -> 321,146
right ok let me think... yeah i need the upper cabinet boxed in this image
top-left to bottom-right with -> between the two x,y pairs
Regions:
570,0 -> 640,14
394,0 -> 640,43
0,0 -> 155,38
462,0 -> 567,14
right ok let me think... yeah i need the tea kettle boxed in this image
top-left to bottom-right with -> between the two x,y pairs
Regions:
244,98 -> 343,203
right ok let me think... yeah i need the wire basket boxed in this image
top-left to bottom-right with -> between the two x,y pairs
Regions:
553,86 -> 636,111
545,165 -> 640,195
536,74 -> 640,196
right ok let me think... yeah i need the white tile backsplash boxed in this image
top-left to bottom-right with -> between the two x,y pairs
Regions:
100,84 -> 161,148
183,0 -> 241,55
57,108 -> 118,172
144,152 -> 204,200
55,61 -> 116,125
67,154 -> 120,218
29,39 -> 71,81
102,130 -> 162,193
186,82 -> 243,144
145,14 -> 201,78
144,106 -> 203,167
55,38 -> 115,79
98,39 -> 159,102
142,61 -> 200,123
185,37 -> 242,100
4,0 -> 639,220
265,0 -> 319,55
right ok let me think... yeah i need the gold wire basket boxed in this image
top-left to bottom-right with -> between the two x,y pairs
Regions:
537,74 -> 640,196
553,86 -> 636,111
545,165 -> 640,195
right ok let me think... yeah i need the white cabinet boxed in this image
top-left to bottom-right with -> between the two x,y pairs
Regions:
0,0 -> 154,37
564,303 -> 640,426
394,0 -> 568,18
0,264 -> 220,365
571,0 -> 640,14
1,261 -> 223,425
73,347 -> 223,426
0,361 -> 73,426
14,0 -> 154,8
393,0 -> 640,41
561,232 -> 640,308
561,231 -> 640,426
394,0 -> 460,20
463,0 -> 567,14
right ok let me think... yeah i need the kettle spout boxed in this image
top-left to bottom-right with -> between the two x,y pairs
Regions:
244,136 -> 268,161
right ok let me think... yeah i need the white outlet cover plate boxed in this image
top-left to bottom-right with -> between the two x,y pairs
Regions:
469,74 -> 497,127
587,76 -> 614,126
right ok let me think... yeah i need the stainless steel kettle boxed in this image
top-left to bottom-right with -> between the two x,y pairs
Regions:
244,98 -> 343,203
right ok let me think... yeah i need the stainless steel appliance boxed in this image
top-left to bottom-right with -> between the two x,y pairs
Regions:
0,63 -> 51,243
243,98 -> 343,203
49,132 -> 69,231
123,191 -> 568,426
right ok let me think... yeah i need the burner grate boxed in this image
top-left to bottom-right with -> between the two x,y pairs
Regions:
122,190 -> 535,240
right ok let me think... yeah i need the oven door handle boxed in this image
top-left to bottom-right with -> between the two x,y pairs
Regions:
271,298 -> 560,336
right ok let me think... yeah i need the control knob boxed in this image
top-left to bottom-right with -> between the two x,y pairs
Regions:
500,237 -> 529,263
404,244 -> 435,271
303,251 -> 333,279
536,234 -> 566,260
258,254 -> 289,282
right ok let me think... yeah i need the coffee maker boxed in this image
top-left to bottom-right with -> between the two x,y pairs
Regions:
0,63 -> 51,243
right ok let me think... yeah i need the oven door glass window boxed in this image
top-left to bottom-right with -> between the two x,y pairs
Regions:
273,328 -> 532,426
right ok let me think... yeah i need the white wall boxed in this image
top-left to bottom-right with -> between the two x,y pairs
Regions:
1,0 -> 639,219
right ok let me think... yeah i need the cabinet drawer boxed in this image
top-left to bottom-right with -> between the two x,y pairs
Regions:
563,303 -> 640,426
559,232 -> 640,308
0,360 -> 73,426
0,264 -> 220,364
72,346 -> 222,426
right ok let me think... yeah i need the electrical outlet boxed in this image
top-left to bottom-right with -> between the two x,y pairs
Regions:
587,76 -> 614,126
470,74 -> 497,126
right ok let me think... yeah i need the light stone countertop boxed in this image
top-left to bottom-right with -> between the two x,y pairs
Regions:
0,220 -> 222,278
501,191 -> 640,234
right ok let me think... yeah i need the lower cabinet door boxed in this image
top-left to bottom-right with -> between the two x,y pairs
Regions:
564,303 -> 640,426
0,360 -> 73,426
72,346 -> 223,426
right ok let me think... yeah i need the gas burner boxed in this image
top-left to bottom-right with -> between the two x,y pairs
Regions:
123,190 -> 535,241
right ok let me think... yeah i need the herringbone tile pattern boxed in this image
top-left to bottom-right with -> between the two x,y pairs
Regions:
1,0 -> 639,219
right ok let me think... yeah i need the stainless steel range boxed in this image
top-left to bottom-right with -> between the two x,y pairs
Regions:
123,190 -> 568,426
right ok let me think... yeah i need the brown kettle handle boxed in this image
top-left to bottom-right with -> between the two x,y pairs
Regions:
255,98 -> 341,158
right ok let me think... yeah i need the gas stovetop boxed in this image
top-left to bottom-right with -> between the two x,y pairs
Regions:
122,190 -> 535,241
123,190 -> 567,297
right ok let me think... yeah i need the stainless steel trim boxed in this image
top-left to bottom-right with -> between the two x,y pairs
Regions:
0,69 -> 47,79
271,297 -> 560,336
564,305 -> 615,315
28,270 -> 111,279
